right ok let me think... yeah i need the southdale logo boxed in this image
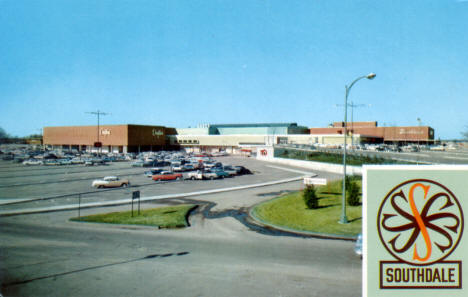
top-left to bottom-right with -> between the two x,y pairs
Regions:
377,179 -> 464,289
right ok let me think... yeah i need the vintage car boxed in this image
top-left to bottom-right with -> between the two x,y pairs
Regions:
22,159 -> 43,165
144,168 -> 164,177
221,165 -> 237,176
152,171 -> 183,181
211,168 -> 230,178
186,170 -> 221,180
186,170 -> 204,180
92,176 -> 130,188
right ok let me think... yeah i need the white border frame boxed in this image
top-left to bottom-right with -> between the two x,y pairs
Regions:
362,164 -> 468,297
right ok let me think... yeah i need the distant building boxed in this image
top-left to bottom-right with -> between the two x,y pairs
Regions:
175,123 -> 309,135
309,121 -> 434,144
42,121 -> 436,154
43,124 -> 168,153
169,123 -> 311,154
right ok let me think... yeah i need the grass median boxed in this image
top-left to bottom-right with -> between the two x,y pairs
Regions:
71,204 -> 197,228
252,180 -> 362,236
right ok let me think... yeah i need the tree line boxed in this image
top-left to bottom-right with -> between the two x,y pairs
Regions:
0,127 -> 41,144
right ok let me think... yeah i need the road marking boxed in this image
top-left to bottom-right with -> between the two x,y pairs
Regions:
444,156 -> 468,160
0,198 -> 32,205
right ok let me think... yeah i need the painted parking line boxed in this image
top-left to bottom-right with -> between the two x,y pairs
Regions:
0,198 -> 33,205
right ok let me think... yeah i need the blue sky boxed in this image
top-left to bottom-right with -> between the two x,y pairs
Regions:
1,0 -> 468,139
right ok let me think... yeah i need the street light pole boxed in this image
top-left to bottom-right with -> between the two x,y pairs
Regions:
340,73 -> 376,224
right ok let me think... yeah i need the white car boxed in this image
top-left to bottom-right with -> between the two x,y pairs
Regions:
22,159 -> 43,165
92,176 -> 130,188
355,234 -> 362,259
71,157 -> 85,164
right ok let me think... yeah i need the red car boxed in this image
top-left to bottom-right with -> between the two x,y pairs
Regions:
152,171 -> 183,181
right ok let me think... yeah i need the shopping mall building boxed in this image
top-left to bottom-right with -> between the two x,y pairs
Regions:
43,122 -> 434,153
43,124 -> 169,153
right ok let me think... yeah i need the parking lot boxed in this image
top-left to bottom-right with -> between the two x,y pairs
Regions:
0,156 -> 324,214
0,154 -> 362,297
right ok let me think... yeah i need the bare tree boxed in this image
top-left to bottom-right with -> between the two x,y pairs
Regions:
0,127 -> 9,139
462,126 -> 468,140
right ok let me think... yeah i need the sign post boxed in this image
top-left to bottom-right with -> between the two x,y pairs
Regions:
78,194 -> 81,219
364,165 -> 467,297
132,191 -> 140,217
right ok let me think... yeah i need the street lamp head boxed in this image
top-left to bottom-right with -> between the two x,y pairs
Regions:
366,73 -> 376,80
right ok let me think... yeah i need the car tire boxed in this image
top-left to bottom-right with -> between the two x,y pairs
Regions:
176,177 -> 181,181
191,176 -> 196,180
157,178 -> 161,182
122,183 -> 128,188
98,185 -> 102,189
210,176 -> 214,180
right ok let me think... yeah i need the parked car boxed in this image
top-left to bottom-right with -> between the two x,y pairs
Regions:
43,159 -> 59,166
172,164 -> 185,172
222,165 -> 237,176
234,166 -> 252,175
71,157 -> 85,164
203,162 -> 215,168
131,160 -> 145,167
201,170 -> 221,180
2,155 -> 14,161
204,162 -> 223,169
85,158 -> 106,166
153,161 -> 171,167
211,151 -> 228,157
355,233 -> 362,259
92,176 -> 130,188
186,170 -> 203,180
152,171 -> 183,181
211,168 -> 230,178
58,158 -> 72,165
144,168 -> 164,177
183,164 -> 195,171
22,159 -> 43,165
13,157 -> 25,163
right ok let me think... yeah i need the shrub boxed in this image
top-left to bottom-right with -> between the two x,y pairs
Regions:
303,185 -> 319,209
347,180 -> 361,206
341,176 -> 351,190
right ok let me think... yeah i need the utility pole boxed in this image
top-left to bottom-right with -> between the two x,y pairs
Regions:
85,110 -> 109,155
349,102 -> 371,148
335,102 -> 370,148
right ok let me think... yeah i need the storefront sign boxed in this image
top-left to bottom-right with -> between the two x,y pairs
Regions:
101,129 -> 111,135
364,166 -> 467,297
152,129 -> 163,137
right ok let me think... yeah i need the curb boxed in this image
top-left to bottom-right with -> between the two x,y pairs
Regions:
248,199 -> 358,242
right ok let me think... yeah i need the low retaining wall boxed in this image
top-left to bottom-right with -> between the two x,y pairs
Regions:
256,147 -> 362,175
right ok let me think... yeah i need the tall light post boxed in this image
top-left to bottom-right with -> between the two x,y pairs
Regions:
340,73 -> 376,224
